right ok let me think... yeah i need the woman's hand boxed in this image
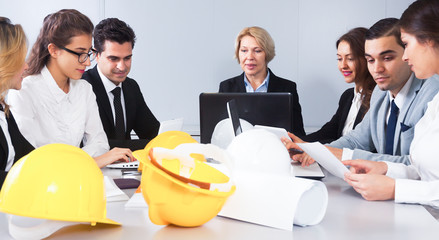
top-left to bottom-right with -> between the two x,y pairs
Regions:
343,159 -> 394,201
281,132 -> 316,166
94,147 -> 136,168
343,159 -> 388,175
344,172 -> 395,201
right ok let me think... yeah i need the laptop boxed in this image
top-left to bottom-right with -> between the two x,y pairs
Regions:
199,93 -> 293,143
106,118 -> 184,169
227,101 -> 325,180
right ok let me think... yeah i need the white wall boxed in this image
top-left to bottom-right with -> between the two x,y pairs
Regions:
0,0 -> 415,134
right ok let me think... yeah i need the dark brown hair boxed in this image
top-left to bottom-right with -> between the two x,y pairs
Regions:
365,18 -> 404,48
336,27 -> 376,115
26,9 -> 93,76
400,0 -> 439,46
93,18 -> 136,54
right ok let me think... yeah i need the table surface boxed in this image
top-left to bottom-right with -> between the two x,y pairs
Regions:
0,168 -> 438,240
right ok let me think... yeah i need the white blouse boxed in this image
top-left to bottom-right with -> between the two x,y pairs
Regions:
342,87 -> 362,136
386,90 -> 439,207
8,66 -> 109,157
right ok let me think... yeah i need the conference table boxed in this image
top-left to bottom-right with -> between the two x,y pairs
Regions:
0,168 -> 438,240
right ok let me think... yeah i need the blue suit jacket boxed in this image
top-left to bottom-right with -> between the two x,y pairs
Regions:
328,74 -> 439,164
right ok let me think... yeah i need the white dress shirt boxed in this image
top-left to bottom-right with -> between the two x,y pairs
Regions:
341,87 -> 362,136
386,90 -> 439,207
8,66 -> 109,157
97,66 -> 126,130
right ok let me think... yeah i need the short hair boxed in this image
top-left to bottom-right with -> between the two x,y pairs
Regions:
0,17 -> 27,114
365,18 -> 404,48
234,26 -> 275,64
93,18 -> 136,53
400,0 -> 439,46
26,9 -> 94,76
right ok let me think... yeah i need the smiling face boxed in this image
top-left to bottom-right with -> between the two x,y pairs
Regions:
238,35 -> 267,79
51,34 -> 93,81
96,40 -> 133,85
401,30 -> 439,79
337,41 -> 357,84
365,36 -> 412,97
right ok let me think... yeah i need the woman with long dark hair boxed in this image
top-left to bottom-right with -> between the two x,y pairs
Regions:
302,27 -> 375,143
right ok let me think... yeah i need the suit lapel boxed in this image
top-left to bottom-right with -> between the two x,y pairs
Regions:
393,77 -> 422,153
91,67 -> 115,130
377,93 -> 390,154
267,69 -> 282,92
0,127 -> 8,170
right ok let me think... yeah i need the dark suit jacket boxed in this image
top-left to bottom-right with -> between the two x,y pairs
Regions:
219,69 -> 305,136
0,111 -> 34,189
82,66 -> 160,151
301,88 -> 366,144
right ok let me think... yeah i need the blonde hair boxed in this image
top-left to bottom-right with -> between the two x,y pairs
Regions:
0,17 -> 27,115
234,26 -> 275,64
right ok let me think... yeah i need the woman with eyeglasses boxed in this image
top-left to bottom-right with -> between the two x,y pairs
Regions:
8,9 -> 135,167
0,17 -> 34,188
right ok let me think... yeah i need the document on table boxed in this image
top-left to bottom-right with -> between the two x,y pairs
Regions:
297,142 -> 349,179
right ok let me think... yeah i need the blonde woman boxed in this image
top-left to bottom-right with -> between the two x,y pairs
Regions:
0,17 -> 33,188
219,26 -> 305,136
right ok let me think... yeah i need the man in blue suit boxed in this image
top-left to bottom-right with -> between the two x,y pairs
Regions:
82,18 -> 160,151
286,18 -> 439,165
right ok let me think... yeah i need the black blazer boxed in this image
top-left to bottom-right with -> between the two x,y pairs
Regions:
0,112 -> 34,189
219,69 -> 305,136
82,66 -> 160,150
301,87 -> 366,144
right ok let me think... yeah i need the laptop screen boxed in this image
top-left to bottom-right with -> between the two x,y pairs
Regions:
199,92 -> 293,143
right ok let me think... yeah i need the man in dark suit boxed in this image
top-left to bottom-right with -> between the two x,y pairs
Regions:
82,18 -> 160,151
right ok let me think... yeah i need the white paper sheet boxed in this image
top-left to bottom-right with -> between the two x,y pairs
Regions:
297,142 -> 349,179
253,125 -> 289,139
218,172 -> 327,230
158,118 -> 184,134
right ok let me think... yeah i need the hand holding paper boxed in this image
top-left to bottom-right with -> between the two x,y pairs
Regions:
297,142 -> 349,178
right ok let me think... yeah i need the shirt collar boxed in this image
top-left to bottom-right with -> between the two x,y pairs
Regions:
388,73 -> 414,108
41,66 -> 71,104
244,70 -> 270,92
97,65 -> 123,94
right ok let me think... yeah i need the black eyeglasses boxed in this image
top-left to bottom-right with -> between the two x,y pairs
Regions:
59,46 -> 97,63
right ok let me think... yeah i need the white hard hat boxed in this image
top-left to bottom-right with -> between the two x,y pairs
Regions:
226,128 -> 291,176
211,118 -> 253,149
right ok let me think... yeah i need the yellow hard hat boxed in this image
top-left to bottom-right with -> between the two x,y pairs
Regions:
134,131 -> 198,170
0,143 -> 119,227
141,143 -> 235,227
